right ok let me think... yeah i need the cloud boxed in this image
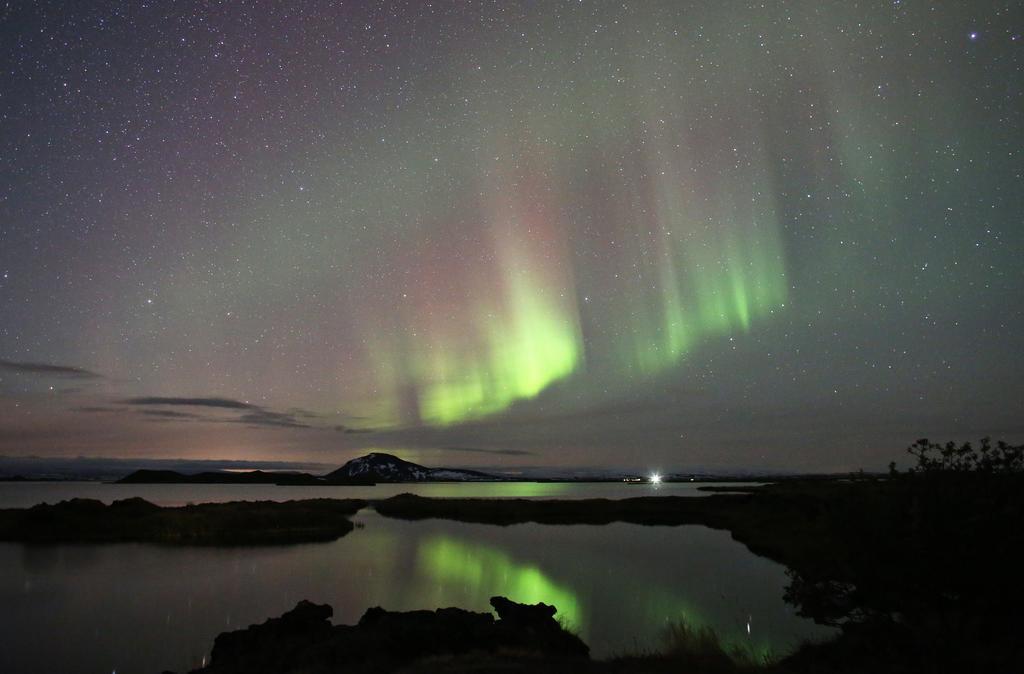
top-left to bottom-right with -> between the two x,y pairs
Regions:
119,396 -> 311,429
120,396 -> 255,409
0,358 -> 102,379
138,409 -> 203,420
286,408 -> 321,419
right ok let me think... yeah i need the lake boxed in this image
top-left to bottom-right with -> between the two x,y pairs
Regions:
0,482 -> 830,674
0,479 -> 763,509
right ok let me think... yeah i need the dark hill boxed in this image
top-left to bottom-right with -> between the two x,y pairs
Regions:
325,452 -> 493,483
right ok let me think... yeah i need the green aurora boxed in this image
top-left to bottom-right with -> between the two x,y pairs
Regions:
329,7 -> 793,427
3,1 -> 1019,468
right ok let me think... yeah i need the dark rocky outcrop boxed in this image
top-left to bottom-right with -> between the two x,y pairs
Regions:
190,597 -> 588,674
206,600 -> 337,672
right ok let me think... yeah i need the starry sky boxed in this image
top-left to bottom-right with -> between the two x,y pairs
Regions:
1,1 -> 1021,472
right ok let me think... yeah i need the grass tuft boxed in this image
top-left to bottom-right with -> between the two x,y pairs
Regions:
658,619 -> 773,672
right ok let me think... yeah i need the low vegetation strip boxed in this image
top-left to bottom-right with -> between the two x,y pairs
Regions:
370,490 -> 820,570
0,497 -> 368,545
373,492 -> 755,526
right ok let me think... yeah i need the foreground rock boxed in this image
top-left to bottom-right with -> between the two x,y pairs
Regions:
188,597 -> 588,674
0,497 -> 366,545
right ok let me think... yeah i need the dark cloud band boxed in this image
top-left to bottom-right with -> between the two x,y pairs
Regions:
0,359 -> 102,379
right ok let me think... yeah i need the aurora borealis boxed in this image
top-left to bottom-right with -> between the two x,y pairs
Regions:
1,1 -> 1022,470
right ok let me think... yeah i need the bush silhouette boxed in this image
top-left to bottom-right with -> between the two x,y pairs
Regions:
904,436 -> 1023,474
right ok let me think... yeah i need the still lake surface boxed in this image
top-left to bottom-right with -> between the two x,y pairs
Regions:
0,479 -> 763,509
0,482 -> 832,674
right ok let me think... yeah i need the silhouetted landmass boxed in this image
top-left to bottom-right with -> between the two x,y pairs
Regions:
326,452 -> 495,482
182,596 -> 588,674
117,468 -> 376,485
374,492 -> 754,526
118,451 -> 797,486
0,497 -> 367,545
116,452 -> 493,485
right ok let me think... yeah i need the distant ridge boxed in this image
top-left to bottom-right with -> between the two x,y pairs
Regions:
116,468 -> 342,486
117,453 -> 495,485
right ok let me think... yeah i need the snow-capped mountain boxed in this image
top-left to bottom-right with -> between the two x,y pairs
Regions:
326,453 -> 494,483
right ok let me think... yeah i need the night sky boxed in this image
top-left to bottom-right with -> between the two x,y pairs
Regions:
1,1 -> 1021,472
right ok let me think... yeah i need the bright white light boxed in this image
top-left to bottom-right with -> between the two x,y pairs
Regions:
650,473 -> 662,485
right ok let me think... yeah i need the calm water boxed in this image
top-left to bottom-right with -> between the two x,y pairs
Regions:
0,480 -> 761,509
0,483 -> 829,674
